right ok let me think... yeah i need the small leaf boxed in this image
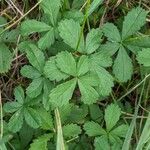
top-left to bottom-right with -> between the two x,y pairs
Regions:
56,51 -> 77,76
0,43 -> 12,73
110,124 -> 129,138
122,7 -> 147,39
78,76 -> 99,104
113,46 -> 133,82
63,123 -> 81,138
26,77 -> 43,98
38,28 -> 55,50
8,110 -> 23,132
44,57 -> 69,81
21,65 -> 41,79
21,19 -> 51,36
85,28 -> 102,54
103,23 -> 121,42
77,55 -> 89,76
49,79 -> 77,107
58,19 -> 84,52
29,134 -> 52,150
40,0 -> 61,26
24,107 -> 41,128
26,44 -> 45,72
4,102 -> 22,113
137,48 -> 150,67
14,86 -> 24,104
84,121 -> 106,136
104,104 -> 121,131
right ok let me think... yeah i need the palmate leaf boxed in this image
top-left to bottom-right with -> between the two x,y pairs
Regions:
137,48 -> 150,67
20,19 -> 51,36
85,28 -> 102,54
44,57 -> 69,82
56,51 -> 77,76
58,19 -> 84,52
104,104 -> 121,131
84,121 -> 106,137
0,43 -> 12,73
49,79 -> 77,107
39,0 -> 61,26
63,123 -> 81,138
122,7 -> 147,40
113,46 -> 133,82
102,23 -> 121,42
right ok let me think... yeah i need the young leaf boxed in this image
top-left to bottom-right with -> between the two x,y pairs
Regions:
84,121 -> 106,136
122,7 -> 147,39
137,48 -> 150,67
44,57 -> 69,81
77,55 -> 89,76
8,110 -> 24,133
38,28 -> 55,50
25,44 -> 45,72
56,51 -> 77,76
40,0 -> 61,26
20,19 -> 51,36
113,46 -> 133,82
0,43 -> 12,73
78,75 -> 99,104
85,28 -> 102,54
49,79 -> 77,107
29,134 -> 52,150
63,123 -> 81,138
24,107 -> 41,128
26,77 -> 43,98
58,19 -> 84,52
20,65 -> 41,79
14,86 -> 24,104
102,23 -> 121,42
104,104 -> 121,131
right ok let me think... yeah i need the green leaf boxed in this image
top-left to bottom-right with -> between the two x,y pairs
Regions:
44,57 -> 69,81
26,44 -> 45,72
104,104 -> 121,131
113,46 -> 133,82
38,108 -> 53,130
85,28 -> 102,54
63,123 -> 81,138
49,79 -> 77,107
110,124 -> 129,138
56,51 -> 77,76
78,76 -> 99,104
21,65 -> 41,79
26,77 -> 43,98
88,0 -> 104,16
94,135 -> 110,150
29,134 -> 52,150
137,48 -> 150,67
0,43 -> 12,73
14,86 -> 24,104
58,19 -> 84,52
40,0 -> 61,26
122,7 -> 147,39
21,19 -> 51,36
8,110 -> 23,132
124,36 -> 150,48
38,28 -> 55,50
77,55 -> 89,76
4,102 -> 22,113
84,121 -> 106,136
103,23 -> 121,42
24,107 -> 41,128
